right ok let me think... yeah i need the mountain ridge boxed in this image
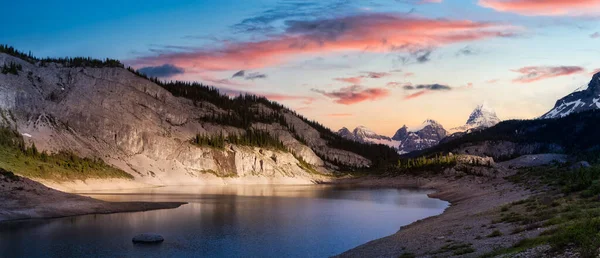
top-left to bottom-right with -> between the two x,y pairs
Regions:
337,104 -> 501,154
0,48 -> 400,185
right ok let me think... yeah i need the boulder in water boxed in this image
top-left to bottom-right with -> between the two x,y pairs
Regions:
570,161 -> 591,170
132,233 -> 164,244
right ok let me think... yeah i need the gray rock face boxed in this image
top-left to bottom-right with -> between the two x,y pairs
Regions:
132,233 -> 164,244
392,126 -> 409,140
393,120 -> 447,154
337,127 -> 356,141
0,53 -> 372,185
540,72 -> 600,119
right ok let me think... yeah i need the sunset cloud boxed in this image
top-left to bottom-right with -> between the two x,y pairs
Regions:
402,83 -> 452,99
132,13 -> 517,71
231,70 -> 268,80
404,83 -> 452,91
334,71 -> 392,84
404,90 -> 429,100
138,64 -> 185,78
334,77 -> 363,84
312,85 -> 391,105
512,66 -> 585,83
478,0 -> 600,16
362,72 -> 391,78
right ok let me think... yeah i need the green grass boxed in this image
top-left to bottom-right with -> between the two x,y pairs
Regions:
489,164 -> 600,257
481,237 -> 550,258
486,230 -> 503,238
0,127 -> 132,180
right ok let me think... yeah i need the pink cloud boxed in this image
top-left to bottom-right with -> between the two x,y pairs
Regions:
362,72 -> 391,78
592,32 -> 600,39
479,0 -> 600,16
404,90 -> 429,100
512,66 -> 585,83
132,13 -> 517,71
334,77 -> 363,84
591,68 -> 600,75
312,85 -> 391,105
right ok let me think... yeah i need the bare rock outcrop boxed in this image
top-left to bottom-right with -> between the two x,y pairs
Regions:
0,53 -> 375,186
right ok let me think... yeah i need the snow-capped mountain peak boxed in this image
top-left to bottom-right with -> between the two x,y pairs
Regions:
540,71 -> 600,119
353,126 -> 383,139
466,102 -> 501,127
450,103 -> 501,133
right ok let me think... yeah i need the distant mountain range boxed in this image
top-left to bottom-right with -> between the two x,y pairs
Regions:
337,104 -> 502,154
540,72 -> 600,119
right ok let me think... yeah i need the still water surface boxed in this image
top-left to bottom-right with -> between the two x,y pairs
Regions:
0,185 -> 448,258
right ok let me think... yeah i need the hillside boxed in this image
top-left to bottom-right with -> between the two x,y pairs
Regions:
0,46 -> 399,185
410,109 -> 600,161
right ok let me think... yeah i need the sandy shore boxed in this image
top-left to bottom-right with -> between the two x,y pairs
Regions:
0,172 -> 185,222
332,172 -> 536,257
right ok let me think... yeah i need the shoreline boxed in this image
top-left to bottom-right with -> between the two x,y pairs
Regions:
0,173 -> 186,223
331,173 -> 535,257
3,166 -> 537,257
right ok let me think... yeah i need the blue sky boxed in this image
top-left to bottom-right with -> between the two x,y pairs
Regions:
1,0 -> 599,135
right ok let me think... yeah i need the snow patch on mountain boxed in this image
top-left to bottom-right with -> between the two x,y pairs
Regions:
337,119 -> 447,154
449,103 -> 501,133
541,72 -> 600,119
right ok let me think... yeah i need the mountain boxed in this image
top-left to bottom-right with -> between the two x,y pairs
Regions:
337,126 -> 399,147
336,127 -> 356,141
540,72 -> 600,119
392,120 -> 447,154
449,103 -> 501,134
0,48 -> 400,185
338,120 -> 447,154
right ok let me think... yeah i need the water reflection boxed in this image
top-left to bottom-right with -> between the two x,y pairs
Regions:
0,185 -> 448,258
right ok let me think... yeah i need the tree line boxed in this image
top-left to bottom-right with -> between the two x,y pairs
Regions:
1,62 -> 22,75
193,129 -> 286,151
0,44 -> 124,68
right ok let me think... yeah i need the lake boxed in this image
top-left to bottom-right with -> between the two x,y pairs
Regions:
0,185 -> 448,258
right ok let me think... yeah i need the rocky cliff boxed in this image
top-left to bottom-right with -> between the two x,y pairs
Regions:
0,52 -> 374,185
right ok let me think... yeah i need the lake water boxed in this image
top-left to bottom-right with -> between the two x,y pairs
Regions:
0,185 -> 448,258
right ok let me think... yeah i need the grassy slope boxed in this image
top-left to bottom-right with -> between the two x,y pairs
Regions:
483,165 -> 600,258
0,127 -> 132,180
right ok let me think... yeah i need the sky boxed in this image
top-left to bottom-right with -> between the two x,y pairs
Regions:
1,0 -> 599,135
